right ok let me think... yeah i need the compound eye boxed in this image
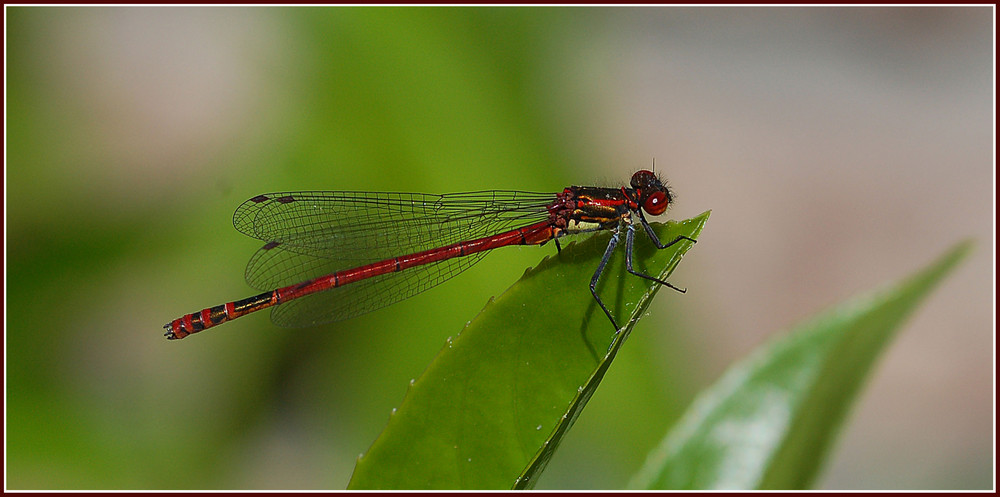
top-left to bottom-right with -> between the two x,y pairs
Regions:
631,170 -> 656,189
643,190 -> 668,215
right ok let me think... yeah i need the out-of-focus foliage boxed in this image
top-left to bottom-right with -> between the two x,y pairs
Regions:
630,241 -> 972,489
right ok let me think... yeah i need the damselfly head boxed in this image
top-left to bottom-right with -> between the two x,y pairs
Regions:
630,169 -> 673,216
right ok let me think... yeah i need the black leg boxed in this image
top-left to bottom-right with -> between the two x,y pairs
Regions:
638,210 -> 697,249
590,228 -> 621,331
554,238 -> 562,253
626,218 -> 688,293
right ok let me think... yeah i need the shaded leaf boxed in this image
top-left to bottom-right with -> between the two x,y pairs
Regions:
348,211 -> 711,489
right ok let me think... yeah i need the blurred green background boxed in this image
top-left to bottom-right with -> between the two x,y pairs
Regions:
5,6 -> 993,489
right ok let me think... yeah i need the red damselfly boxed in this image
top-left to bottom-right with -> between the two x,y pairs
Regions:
164,170 -> 695,340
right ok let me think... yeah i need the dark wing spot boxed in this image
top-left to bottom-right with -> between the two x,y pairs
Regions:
276,195 -> 295,204
250,195 -> 270,203
262,241 -> 282,250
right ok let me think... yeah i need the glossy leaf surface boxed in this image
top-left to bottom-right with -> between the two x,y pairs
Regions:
629,241 -> 972,490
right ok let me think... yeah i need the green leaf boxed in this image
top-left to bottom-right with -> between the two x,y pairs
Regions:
629,240 -> 973,490
347,211 -> 711,489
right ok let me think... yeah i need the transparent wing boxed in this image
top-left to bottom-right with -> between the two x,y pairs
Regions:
231,190 -> 555,327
